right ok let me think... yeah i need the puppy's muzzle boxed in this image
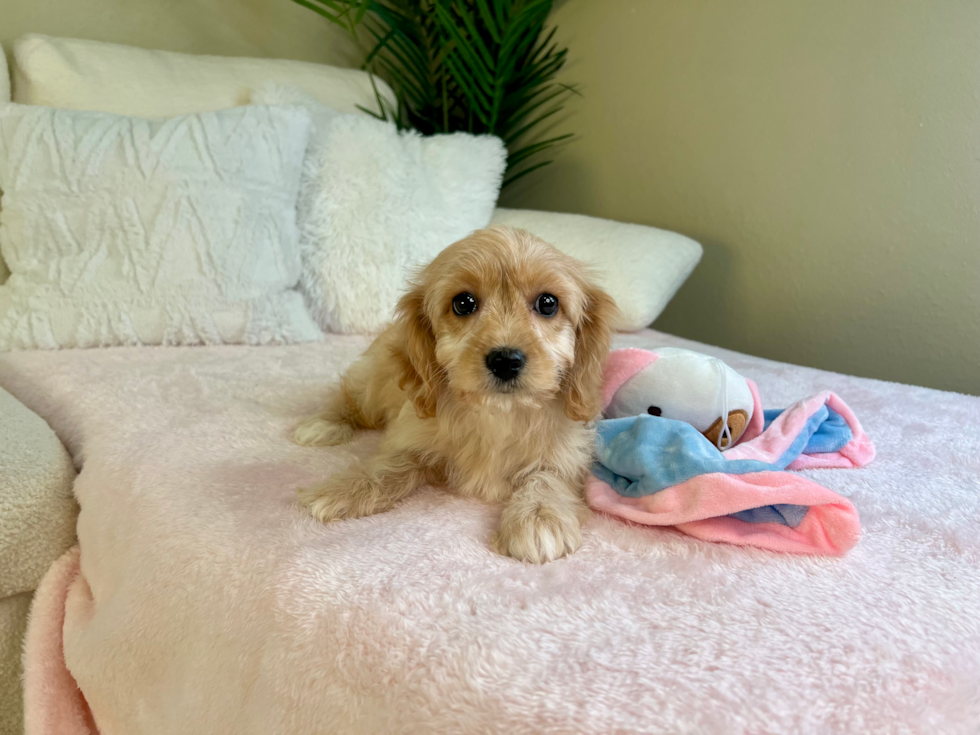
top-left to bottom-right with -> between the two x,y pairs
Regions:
486,348 -> 525,382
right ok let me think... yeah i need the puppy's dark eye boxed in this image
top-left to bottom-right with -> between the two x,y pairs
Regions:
647,406 -> 662,416
534,293 -> 559,317
452,292 -> 478,316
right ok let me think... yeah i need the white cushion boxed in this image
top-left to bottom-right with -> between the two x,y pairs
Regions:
490,208 -> 702,332
12,33 -> 393,118
0,103 -> 321,349
252,83 -> 507,334
0,386 -> 76,599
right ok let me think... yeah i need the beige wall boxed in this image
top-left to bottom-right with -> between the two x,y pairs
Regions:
0,0 -> 359,72
504,0 -> 980,395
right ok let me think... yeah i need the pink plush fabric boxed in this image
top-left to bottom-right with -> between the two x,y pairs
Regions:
736,378 -> 766,443
3,329 -> 979,734
587,470 -> 861,555
725,390 -> 876,470
21,546 -> 93,735
589,388 -> 871,555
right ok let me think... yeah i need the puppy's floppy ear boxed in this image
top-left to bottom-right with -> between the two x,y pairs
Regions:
393,283 -> 442,419
562,281 -> 618,422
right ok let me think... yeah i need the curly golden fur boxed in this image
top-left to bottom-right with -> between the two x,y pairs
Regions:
295,226 -> 617,563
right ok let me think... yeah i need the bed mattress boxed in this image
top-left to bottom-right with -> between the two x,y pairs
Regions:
1,329 -> 978,734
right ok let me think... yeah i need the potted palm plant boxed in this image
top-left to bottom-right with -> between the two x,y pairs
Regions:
290,0 -> 577,187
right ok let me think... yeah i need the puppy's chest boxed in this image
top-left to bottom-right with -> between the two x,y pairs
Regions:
436,408 -> 573,501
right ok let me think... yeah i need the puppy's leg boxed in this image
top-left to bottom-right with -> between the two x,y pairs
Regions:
294,328 -> 408,447
495,470 -> 588,564
294,383 -> 358,447
299,450 -> 428,522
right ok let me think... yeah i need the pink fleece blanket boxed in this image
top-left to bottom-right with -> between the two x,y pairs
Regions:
3,330 -> 979,734
587,386 -> 875,555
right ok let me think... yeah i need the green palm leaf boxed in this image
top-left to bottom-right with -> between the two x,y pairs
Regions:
290,0 -> 576,186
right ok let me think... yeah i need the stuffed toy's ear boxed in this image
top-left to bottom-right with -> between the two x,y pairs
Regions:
601,349 -> 660,413
733,378 -> 765,445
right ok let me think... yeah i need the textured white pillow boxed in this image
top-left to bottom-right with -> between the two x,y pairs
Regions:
489,208 -> 703,331
0,103 -> 321,349
252,84 -> 507,334
12,34 -> 394,118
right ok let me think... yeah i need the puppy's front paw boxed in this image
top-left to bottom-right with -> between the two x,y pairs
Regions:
495,505 -> 582,564
293,418 -> 354,447
298,465 -> 403,524
298,478 -> 366,523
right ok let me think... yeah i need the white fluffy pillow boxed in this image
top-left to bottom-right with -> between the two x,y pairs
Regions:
252,84 -> 507,334
0,103 -> 321,349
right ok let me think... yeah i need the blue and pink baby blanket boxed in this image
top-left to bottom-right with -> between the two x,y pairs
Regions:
587,384 -> 875,555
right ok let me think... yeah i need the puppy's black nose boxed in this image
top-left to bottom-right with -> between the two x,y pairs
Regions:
486,348 -> 526,382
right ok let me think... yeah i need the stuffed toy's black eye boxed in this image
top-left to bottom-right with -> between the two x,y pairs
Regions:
647,406 -> 662,416
534,293 -> 559,317
452,292 -> 478,316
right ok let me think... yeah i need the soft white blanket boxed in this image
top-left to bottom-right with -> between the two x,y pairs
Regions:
1,330 -> 978,734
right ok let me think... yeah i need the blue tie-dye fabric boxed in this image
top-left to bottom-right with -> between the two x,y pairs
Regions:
593,407 -> 853,529
729,504 -> 809,526
764,407 -> 852,456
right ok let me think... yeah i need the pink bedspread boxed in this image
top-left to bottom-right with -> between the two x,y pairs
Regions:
2,330 -> 979,734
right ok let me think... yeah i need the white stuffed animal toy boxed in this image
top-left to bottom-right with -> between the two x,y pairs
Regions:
601,347 -> 756,449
